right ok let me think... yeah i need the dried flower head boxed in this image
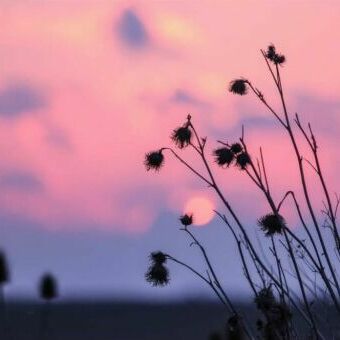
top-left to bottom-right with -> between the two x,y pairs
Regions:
230,143 -> 243,154
265,44 -> 286,65
0,251 -> 9,285
273,54 -> 286,65
150,251 -> 167,265
146,251 -> 170,286
235,152 -> 251,169
258,213 -> 286,236
229,79 -> 248,95
145,263 -> 169,286
255,287 -> 276,312
266,44 -> 276,60
171,125 -> 192,149
213,147 -> 234,167
39,273 -> 58,301
180,214 -> 193,226
144,150 -> 164,171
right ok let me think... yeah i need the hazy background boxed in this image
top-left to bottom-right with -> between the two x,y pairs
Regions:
0,1 -> 339,303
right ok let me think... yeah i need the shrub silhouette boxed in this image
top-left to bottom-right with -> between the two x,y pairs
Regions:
39,273 -> 58,340
144,45 -> 340,340
0,251 -> 10,338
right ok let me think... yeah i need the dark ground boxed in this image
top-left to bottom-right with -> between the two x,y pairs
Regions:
1,301 -> 339,340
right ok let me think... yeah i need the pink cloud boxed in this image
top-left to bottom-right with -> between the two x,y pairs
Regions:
0,2 -> 339,233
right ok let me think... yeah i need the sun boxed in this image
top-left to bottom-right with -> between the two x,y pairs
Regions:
184,196 -> 215,226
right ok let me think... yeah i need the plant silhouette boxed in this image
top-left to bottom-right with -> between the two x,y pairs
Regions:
144,45 -> 340,340
0,251 -> 9,338
39,273 -> 58,340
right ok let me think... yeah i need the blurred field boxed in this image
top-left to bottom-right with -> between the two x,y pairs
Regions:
1,301 -> 339,339
2,301 -> 227,340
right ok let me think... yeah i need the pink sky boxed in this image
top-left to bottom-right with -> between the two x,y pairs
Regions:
0,1 -> 339,233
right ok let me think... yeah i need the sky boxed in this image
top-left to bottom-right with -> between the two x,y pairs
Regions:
0,1 -> 339,301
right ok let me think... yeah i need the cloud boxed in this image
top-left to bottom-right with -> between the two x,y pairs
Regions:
0,84 -> 45,118
0,171 -> 43,193
45,126 -> 73,151
116,9 -> 149,49
171,89 -> 210,108
294,93 -> 340,136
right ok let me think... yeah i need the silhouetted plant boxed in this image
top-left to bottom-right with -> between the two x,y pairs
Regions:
214,147 -> 234,167
229,79 -> 248,96
180,214 -> 193,226
171,122 -> 192,149
145,251 -> 169,286
39,273 -> 58,340
0,251 -> 10,338
258,214 -> 285,237
235,152 -> 251,170
145,150 -> 164,171
144,44 -> 340,340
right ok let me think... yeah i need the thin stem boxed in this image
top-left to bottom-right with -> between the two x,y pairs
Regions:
183,227 -> 237,315
163,147 -> 213,187
272,63 -> 340,298
166,255 -> 228,308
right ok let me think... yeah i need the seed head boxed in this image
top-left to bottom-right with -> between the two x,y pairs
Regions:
266,44 -> 276,60
171,125 -> 192,149
145,263 -> 169,286
0,251 -> 9,285
179,214 -> 193,226
258,213 -> 286,236
265,44 -> 286,65
150,251 -> 167,265
39,273 -> 58,301
230,143 -> 243,154
229,79 -> 248,95
213,147 -> 234,167
235,152 -> 251,169
144,150 -> 164,171
255,287 -> 276,312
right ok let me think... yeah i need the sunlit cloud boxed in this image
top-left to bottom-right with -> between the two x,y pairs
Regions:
116,9 -> 149,49
0,170 -> 43,193
0,84 -> 45,118
0,2 -> 339,234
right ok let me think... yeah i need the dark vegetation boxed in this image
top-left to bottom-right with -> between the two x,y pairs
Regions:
144,45 -> 340,339
0,301 -> 338,340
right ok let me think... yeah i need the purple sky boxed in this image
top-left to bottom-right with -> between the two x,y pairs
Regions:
0,1 -> 339,301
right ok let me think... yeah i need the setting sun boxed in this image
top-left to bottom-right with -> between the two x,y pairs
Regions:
184,196 -> 215,226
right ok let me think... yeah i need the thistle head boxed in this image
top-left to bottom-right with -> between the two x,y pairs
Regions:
171,124 -> 192,149
258,213 -> 286,236
0,251 -> 9,285
235,152 -> 251,169
145,251 -> 169,287
213,147 -> 234,167
229,79 -> 248,95
144,150 -> 164,171
230,143 -> 243,154
39,273 -> 58,301
255,287 -> 276,312
265,44 -> 286,65
179,214 -> 193,227
150,251 -> 167,265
